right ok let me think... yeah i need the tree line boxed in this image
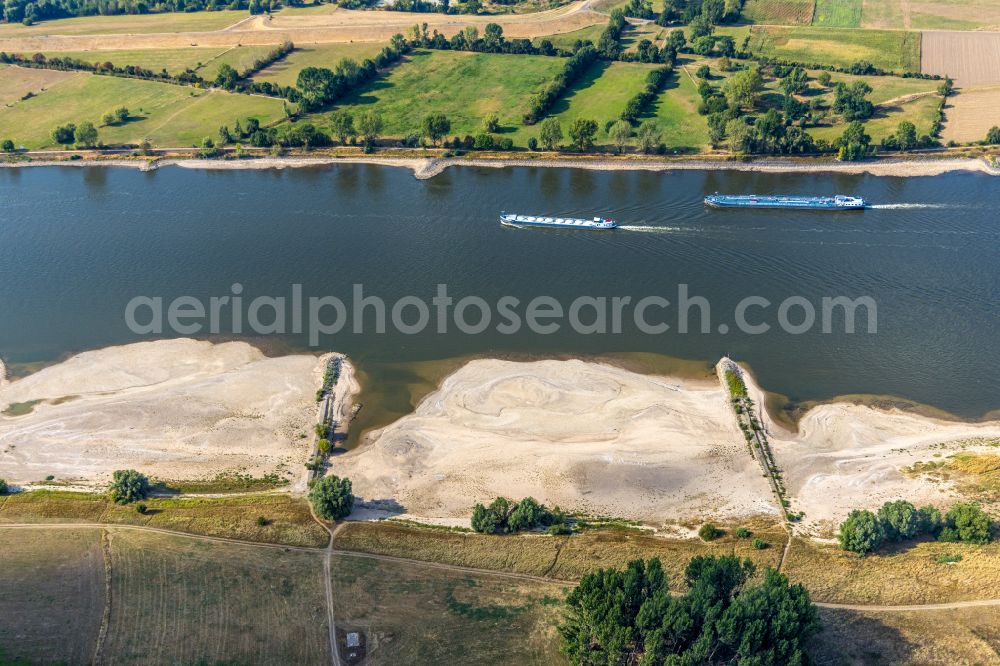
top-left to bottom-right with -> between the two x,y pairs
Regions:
471,496 -> 570,534
561,555 -> 818,665
839,499 -> 993,555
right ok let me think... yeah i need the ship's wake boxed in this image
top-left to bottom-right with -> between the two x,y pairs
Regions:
867,203 -> 961,210
618,225 -> 681,233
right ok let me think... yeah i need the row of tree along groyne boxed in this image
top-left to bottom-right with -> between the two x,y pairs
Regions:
308,354 -> 344,482
716,357 -> 792,523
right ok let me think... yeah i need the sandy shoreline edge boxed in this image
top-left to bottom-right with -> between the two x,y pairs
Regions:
2,154 -> 998,179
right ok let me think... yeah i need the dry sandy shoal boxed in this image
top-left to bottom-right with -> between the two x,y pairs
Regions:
921,30 -> 1000,85
0,339 -> 330,486
335,358 -> 781,526
733,366 -> 1000,537
942,85 -> 1000,143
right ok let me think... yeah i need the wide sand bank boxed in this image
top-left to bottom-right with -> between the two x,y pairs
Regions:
0,339 -> 331,486
339,357 -> 1000,532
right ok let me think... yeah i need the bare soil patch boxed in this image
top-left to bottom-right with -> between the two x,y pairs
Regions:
0,527 -> 105,664
100,528 -> 330,665
921,30 -> 1000,84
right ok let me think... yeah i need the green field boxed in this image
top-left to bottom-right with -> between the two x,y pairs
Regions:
531,25 -> 606,51
0,72 -> 286,148
40,47 -> 226,75
742,0 -> 816,25
646,67 -> 710,150
331,554 -> 566,665
331,50 -> 563,142
809,93 -> 941,143
253,43 -> 387,87
811,0 -> 862,27
746,25 -> 922,72
547,61 -> 654,147
0,9 -> 245,36
621,23 -> 665,52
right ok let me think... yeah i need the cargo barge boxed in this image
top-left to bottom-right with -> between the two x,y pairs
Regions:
704,194 -> 866,210
500,211 -> 618,230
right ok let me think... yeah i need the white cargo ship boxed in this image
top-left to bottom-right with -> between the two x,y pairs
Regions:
500,211 -> 618,230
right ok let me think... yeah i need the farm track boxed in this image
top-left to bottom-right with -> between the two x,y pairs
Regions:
4,520 -> 1000,612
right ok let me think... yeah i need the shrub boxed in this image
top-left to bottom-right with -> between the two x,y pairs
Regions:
918,505 -> 943,537
734,527 -> 752,539
109,469 -> 150,504
699,522 -> 722,541
878,499 -> 920,541
136,503 -> 147,514
256,516 -> 268,526
838,509 -> 884,554
472,496 -> 557,534
986,126 -> 1000,145
473,133 -> 495,150
527,137 -> 538,151
696,64 -> 710,79
317,438 -> 331,454
940,503 -> 992,544
308,474 -> 354,520
0,478 -> 7,494
1,139 -> 14,152
752,538 -> 767,549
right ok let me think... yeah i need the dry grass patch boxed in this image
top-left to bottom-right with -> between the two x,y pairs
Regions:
330,553 -> 567,665
942,85 -> 1000,143
910,0 -> 1000,31
0,63 -> 81,107
784,537 -> 1000,605
0,527 -> 105,664
101,528 -> 330,665
0,489 -> 109,523
334,519 -> 785,585
102,494 -> 329,548
0,490 -> 329,547
813,606 -> 1000,665
0,10 -> 247,37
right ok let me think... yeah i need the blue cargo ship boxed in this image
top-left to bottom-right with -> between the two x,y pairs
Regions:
500,211 -> 618,230
705,194 -> 866,210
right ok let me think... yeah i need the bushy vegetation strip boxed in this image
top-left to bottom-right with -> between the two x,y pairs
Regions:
523,45 -> 598,125
560,555 -> 818,664
620,61 -> 676,124
472,496 -> 570,535
839,499 -> 993,555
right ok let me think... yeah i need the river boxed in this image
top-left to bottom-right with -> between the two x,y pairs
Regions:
1,164 -> 997,426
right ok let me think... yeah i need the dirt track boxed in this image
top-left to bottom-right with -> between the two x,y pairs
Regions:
5,522 -> 1000,612
0,2 -> 604,53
